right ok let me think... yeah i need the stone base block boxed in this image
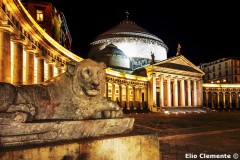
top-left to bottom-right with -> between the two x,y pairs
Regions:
0,118 -> 134,147
0,134 -> 160,160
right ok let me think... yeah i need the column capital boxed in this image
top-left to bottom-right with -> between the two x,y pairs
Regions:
45,56 -> 56,65
158,74 -> 164,77
56,64 -> 66,70
11,34 -> 28,45
24,44 -> 38,53
0,24 -> 14,33
35,52 -> 45,59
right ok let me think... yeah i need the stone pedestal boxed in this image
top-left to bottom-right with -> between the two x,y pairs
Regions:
0,118 -> 134,147
0,134 -> 160,160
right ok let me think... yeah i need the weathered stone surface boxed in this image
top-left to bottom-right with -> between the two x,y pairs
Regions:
0,134 -> 160,160
0,59 -> 123,123
0,118 -> 134,147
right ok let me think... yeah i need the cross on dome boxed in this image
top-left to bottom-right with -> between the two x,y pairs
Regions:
126,10 -> 129,20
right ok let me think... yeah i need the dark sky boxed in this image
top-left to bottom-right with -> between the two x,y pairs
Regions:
50,1 -> 240,66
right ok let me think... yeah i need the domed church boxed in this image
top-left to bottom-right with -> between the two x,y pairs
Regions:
88,18 -> 168,73
87,15 -> 206,113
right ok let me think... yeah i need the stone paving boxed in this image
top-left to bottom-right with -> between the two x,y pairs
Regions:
125,111 -> 240,160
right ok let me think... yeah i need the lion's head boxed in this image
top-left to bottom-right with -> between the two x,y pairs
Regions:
66,59 -> 106,97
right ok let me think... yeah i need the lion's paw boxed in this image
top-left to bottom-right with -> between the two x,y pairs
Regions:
14,112 -> 29,123
103,110 -> 123,119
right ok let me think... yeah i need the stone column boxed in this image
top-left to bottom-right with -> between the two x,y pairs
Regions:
167,75 -> 171,107
25,51 -> 35,84
144,85 -> 148,102
187,79 -> 192,107
180,78 -> 185,107
105,83 -> 109,98
119,85 -> 122,103
132,86 -> 136,110
143,85 -> 148,109
37,58 -> 44,83
159,75 -> 164,107
236,92 -> 239,108
217,92 -> 220,108
139,87 -> 143,109
173,77 -> 178,107
193,80 -> 197,106
111,83 -> 115,101
12,41 -> 23,85
0,30 -> 11,83
223,92 -> 226,108
229,92 -> 232,108
211,92 -> 214,108
152,76 -> 157,107
205,91 -> 209,108
197,80 -> 203,107
48,65 -> 54,80
126,85 -> 130,110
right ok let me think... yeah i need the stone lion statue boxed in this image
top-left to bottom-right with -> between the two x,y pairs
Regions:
0,59 -> 123,123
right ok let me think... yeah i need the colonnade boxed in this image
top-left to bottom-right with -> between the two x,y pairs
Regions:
150,74 -> 203,108
105,80 -> 148,110
203,90 -> 240,109
0,29 -> 64,84
1,0 -> 81,84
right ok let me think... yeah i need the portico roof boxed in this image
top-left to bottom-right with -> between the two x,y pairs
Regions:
132,55 -> 205,77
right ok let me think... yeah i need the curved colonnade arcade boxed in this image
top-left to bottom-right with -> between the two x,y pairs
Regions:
0,0 -> 82,85
203,84 -> 240,109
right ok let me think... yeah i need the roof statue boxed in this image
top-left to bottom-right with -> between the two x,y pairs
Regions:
177,43 -> 181,56
150,52 -> 156,65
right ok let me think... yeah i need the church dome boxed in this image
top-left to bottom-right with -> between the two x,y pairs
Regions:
88,19 -> 168,72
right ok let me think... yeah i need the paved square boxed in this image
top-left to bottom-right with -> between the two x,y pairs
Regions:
126,111 -> 240,160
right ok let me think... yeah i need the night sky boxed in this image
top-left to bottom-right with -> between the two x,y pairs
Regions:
49,1 -> 240,66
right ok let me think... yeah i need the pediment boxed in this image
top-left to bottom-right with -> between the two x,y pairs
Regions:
154,55 -> 205,74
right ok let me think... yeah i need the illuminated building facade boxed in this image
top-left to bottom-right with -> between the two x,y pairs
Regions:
199,58 -> 240,109
0,0 -> 206,113
21,0 -> 72,51
199,57 -> 240,84
0,0 -> 82,85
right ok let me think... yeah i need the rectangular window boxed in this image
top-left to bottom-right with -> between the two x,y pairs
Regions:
225,62 -> 228,69
36,9 -> 44,21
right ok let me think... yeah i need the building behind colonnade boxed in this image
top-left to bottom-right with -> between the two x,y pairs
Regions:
199,58 -> 240,109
